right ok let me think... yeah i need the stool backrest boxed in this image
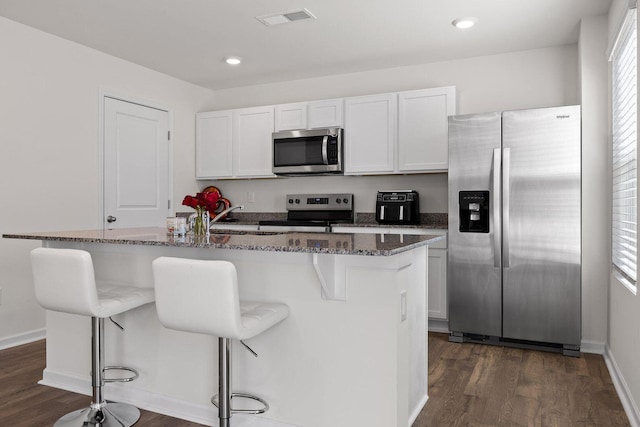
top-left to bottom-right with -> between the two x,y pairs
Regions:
152,257 -> 243,339
30,248 -> 101,317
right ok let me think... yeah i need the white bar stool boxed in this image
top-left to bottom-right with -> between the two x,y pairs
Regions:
152,257 -> 289,427
30,248 -> 155,427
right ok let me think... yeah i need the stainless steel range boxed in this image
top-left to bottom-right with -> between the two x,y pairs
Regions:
259,193 -> 354,232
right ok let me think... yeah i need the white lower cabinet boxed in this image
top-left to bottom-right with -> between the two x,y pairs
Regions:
427,247 -> 447,320
331,226 -> 448,321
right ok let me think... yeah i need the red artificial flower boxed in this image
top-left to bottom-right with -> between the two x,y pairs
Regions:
182,191 -> 220,212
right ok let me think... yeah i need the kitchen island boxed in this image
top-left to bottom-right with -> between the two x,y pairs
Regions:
3,227 -> 444,427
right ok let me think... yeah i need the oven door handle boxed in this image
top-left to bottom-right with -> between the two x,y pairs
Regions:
321,136 -> 329,164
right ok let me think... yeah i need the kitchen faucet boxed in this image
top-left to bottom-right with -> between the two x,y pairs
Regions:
187,205 -> 245,233
209,205 -> 245,225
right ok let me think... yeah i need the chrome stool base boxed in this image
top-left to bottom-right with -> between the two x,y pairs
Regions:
54,402 -> 140,427
211,392 -> 270,414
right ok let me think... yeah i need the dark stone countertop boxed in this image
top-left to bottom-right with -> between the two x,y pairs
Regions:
3,227 -> 445,257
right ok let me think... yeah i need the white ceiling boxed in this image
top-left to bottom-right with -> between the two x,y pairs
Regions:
0,0 -> 612,90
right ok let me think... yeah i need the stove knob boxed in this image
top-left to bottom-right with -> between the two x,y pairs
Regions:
288,238 -> 294,245
295,239 -> 300,246
336,198 -> 341,204
295,199 -> 300,204
343,198 -> 349,204
288,198 -> 294,204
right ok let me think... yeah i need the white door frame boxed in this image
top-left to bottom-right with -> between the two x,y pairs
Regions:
98,90 -> 174,228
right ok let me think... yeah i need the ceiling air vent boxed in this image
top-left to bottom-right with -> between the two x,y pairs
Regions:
256,8 -> 316,26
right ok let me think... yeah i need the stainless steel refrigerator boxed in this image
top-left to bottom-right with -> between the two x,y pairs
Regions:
447,105 -> 581,356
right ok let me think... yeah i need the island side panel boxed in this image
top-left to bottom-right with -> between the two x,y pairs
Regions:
41,241 -> 426,427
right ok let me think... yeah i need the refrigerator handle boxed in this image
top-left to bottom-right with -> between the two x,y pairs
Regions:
492,148 -> 502,268
502,148 -> 511,268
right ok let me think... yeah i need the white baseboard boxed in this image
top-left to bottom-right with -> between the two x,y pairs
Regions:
408,394 -> 428,427
40,368 -> 300,427
604,346 -> 640,427
0,328 -> 46,350
427,318 -> 449,333
580,339 -> 606,355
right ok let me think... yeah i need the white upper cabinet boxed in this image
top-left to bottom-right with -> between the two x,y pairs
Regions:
274,103 -> 308,131
233,106 -> 275,177
275,99 -> 344,131
344,87 -> 456,175
307,99 -> 344,129
196,106 -> 275,179
196,86 -> 455,179
398,87 -> 456,172
344,93 -> 397,175
196,111 -> 233,178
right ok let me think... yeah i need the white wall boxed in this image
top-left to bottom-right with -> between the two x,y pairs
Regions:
607,0 -> 640,425
202,45 -> 579,213
0,17 -> 215,345
579,15 -> 610,353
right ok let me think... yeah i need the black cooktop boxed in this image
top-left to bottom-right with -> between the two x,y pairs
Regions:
259,219 -> 325,227
258,219 -> 354,227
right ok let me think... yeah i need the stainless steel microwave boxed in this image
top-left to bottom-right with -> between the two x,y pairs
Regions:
272,128 -> 343,175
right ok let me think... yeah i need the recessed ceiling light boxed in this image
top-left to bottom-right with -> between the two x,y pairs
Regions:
225,57 -> 242,65
452,17 -> 478,29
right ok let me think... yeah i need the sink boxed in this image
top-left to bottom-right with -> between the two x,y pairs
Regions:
209,229 -> 283,236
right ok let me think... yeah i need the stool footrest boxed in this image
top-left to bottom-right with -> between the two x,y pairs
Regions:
103,366 -> 139,383
211,392 -> 269,415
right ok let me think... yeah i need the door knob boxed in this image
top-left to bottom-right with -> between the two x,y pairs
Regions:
106,215 -> 117,223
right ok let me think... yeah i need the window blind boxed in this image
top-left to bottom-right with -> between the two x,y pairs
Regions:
612,9 -> 638,286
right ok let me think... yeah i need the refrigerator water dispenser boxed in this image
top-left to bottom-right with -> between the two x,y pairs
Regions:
459,191 -> 489,233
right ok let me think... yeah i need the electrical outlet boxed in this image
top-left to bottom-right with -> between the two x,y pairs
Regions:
247,192 -> 256,203
400,290 -> 407,322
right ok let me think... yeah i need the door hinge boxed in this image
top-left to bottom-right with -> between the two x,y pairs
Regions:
168,130 -> 171,140
168,200 -> 171,209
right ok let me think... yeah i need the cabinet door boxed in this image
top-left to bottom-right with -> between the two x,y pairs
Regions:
196,111 -> 233,179
398,87 -> 456,172
308,99 -> 344,129
344,94 -> 396,174
233,106 -> 275,177
428,248 -> 448,320
275,103 -> 308,131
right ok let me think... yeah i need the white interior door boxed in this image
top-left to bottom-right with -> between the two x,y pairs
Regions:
104,97 -> 170,228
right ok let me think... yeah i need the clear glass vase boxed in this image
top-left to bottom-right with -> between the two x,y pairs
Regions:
193,206 -> 209,236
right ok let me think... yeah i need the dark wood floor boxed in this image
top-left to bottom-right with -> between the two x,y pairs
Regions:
0,334 -> 630,426
415,333 -> 630,427
0,339 -> 199,426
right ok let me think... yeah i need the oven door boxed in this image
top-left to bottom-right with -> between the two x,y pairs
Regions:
273,128 -> 343,175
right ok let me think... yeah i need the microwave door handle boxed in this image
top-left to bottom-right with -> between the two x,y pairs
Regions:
321,136 -> 329,164
399,205 -> 404,220
380,205 -> 385,220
